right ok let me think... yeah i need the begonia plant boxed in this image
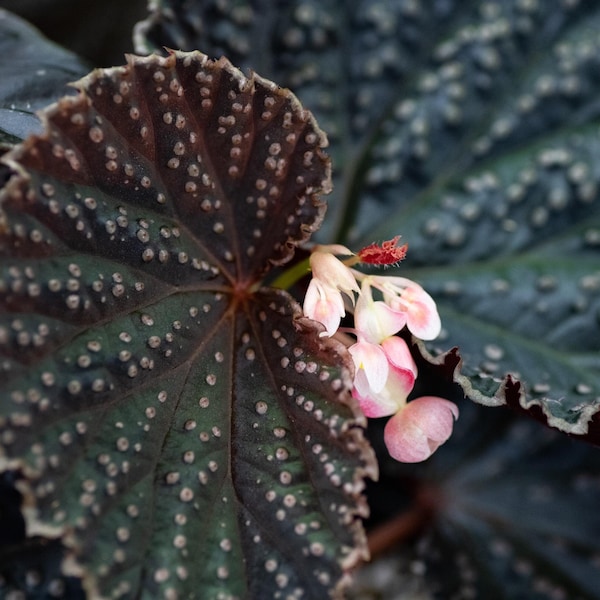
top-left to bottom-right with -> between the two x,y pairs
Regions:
1,2 -> 599,599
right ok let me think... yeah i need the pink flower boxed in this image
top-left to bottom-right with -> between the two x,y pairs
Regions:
303,247 -> 359,337
384,396 -> 459,463
354,280 -> 407,343
349,336 -> 417,418
371,276 -> 441,340
303,278 -> 346,337
301,240 -> 455,464
309,248 -> 358,299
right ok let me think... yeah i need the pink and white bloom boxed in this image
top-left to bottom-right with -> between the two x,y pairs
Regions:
303,246 -> 359,337
354,280 -> 407,343
349,336 -> 417,418
309,246 -> 358,300
384,396 -> 459,462
349,340 -> 389,397
303,278 -> 346,337
372,275 -> 441,340
301,240 -> 458,464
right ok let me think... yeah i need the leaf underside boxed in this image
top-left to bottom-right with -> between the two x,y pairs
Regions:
0,51 -> 376,599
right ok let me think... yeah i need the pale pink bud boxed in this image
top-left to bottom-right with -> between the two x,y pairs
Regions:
384,396 -> 459,463
303,278 -> 345,337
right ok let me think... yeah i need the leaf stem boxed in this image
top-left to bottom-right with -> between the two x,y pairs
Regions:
366,503 -> 432,559
270,256 -> 311,290
269,250 -> 362,291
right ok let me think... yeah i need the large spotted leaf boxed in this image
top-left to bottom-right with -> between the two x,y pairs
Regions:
135,0 -> 600,442
134,0 -> 476,240
0,51 -> 375,599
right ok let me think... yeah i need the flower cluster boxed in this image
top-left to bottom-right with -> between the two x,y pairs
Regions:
303,239 -> 459,463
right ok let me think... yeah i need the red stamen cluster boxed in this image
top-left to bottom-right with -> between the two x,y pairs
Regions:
358,236 -> 408,265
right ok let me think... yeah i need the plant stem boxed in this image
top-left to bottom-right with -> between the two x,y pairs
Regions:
269,249 -> 360,291
366,503 -> 433,559
269,256 -> 311,290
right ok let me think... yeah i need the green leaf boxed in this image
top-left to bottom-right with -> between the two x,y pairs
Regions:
0,51 -> 375,598
0,9 -> 89,147
0,469 -> 86,596
133,0 -> 476,240
350,3 -> 600,440
133,1 -> 600,441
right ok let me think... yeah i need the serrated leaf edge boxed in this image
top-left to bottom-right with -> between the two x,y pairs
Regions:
294,314 -> 379,597
411,338 -> 600,442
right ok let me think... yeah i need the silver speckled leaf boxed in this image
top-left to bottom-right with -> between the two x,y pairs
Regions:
133,1 -> 600,442
0,51 -> 376,599
134,0 -> 473,240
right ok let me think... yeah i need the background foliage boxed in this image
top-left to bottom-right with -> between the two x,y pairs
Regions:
1,1 -> 600,598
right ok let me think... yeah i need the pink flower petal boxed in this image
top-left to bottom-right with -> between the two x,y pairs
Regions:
355,289 -> 407,343
348,341 -> 388,395
404,297 -> 441,341
403,396 -> 459,442
352,385 -> 399,418
303,278 -> 344,337
384,412 -> 434,462
381,336 -> 417,378
309,251 -> 359,298
352,359 -> 415,417
384,396 -> 459,463
350,337 -> 416,418
381,277 -> 441,340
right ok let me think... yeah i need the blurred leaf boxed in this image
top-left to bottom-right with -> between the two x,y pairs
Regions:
0,469 -> 86,597
347,400 -> 600,600
379,12 -> 600,440
133,0 -> 475,240
0,51 -> 375,598
0,538 -> 86,598
379,401 -> 600,600
0,0 -> 147,66
0,8 -> 89,147
134,0 -> 600,441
